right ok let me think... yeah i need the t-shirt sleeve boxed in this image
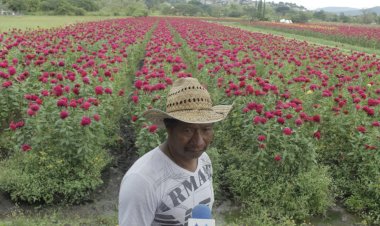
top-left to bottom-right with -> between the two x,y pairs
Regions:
118,173 -> 157,226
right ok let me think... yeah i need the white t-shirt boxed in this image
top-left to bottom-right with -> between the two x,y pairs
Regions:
118,146 -> 214,226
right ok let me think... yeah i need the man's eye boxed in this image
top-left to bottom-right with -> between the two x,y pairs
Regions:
203,127 -> 213,132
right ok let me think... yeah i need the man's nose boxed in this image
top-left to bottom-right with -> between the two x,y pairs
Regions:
191,130 -> 206,148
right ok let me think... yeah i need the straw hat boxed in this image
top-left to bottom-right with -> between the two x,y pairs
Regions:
142,77 -> 232,128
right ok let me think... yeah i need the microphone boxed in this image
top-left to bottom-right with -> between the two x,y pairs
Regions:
188,204 -> 215,226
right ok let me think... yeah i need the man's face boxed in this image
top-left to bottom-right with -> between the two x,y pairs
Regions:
167,121 -> 214,161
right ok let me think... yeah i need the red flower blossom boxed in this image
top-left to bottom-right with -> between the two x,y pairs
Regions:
8,66 -> 16,75
22,144 -> 31,152
81,116 -> 92,126
57,97 -> 68,107
9,121 -> 18,130
295,118 -> 303,126
30,103 -> 40,112
257,135 -> 266,142
372,121 -> 380,127
134,80 -> 143,89
274,154 -> 282,162
95,86 -> 103,95
60,111 -> 69,119
283,127 -> 293,135
131,115 -> 138,122
357,125 -> 366,133
93,114 -> 100,121
148,124 -> 158,133
105,88 -> 112,94
314,130 -> 321,140
81,102 -> 91,110
277,117 -> 285,124
2,81 -> 12,88
27,108 -> 36,116
131,95 -> 139,104
312,115 -> 321,123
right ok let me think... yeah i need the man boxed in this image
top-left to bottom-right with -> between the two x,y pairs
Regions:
118,77 -> 232,226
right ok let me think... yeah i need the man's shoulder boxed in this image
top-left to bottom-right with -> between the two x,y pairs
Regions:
125,147 -> 167,179
199,152 -> 212,165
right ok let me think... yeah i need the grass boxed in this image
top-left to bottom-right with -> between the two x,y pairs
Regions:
0,16 -> 123,32
0,208 -> 117,226
213,21 -> 380,56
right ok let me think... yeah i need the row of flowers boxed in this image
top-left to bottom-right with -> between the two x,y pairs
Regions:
0,18 -> 157,204
166,18 -> 379,222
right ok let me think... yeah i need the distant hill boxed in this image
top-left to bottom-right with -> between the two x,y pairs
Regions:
315,6 -> 380,16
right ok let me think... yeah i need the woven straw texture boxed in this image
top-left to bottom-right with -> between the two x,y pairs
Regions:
143,77 -> 232,128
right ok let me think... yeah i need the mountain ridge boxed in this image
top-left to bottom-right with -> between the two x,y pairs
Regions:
315,6 -> 380,16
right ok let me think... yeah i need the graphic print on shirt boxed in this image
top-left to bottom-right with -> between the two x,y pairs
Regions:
153,158 -> 213,226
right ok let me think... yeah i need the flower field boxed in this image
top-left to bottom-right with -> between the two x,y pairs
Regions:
241,21 -> 380,49
1,17 -> 379,224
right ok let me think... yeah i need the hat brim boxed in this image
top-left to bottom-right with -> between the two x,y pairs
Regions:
142,104 -> 233,128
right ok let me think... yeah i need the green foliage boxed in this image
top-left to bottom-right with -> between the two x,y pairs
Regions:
0,145 -> 110,204
289,11 -> 310,23
135,125 -> 162,156
205,147 -> 223,201
316,113 -> 380,224
209,99 -> 333,221
54,1 -> 86,16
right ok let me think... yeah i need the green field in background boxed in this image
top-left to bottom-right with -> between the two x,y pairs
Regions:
0,16 -> 123,32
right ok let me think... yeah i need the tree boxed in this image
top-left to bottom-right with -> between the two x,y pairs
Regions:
275,5 -> 290,17
290,11 -> 309,23
313,10 -> 326,21
3,0 -> 27,12
339,13 -> 351,23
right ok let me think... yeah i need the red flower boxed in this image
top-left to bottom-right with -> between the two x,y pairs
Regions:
95,86 -> 103,95
134,80 -> 143,89
372,121 -> 380,127
257,135 -> 266,142
60,111 -> 69,119
41,90 -> 49,96
277,117 -> 285,124
30,103 -> 40,112
131,115 -> 138,122
81,116 -> 92,126
312,115 -> 321,123
27,108 -> 36,116
22,144 -> 31,152
357,126 -> 366,133
8,66 -> 16,76
274,154 -> 282,162
9,121 -> 18,131
69,99 -> 77,108
93,114 -> 100,121
314,130 -> 321,140
131,95 -> 139,104
295,118 -> 303,126
118,89 -> 125,96
148,125 -> 158,133
2,81 -> 12,88
283,127 -> 293,135
105,88 -> 112,94
57,97 -> 68,107
81,102 -> 91,110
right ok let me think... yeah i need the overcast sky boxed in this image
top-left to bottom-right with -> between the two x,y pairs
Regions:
271,0 -> 379,10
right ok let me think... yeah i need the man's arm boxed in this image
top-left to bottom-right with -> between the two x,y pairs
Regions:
118,173 -> 157,226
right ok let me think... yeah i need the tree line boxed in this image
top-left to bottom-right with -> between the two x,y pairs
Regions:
1,0 -> 379,25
